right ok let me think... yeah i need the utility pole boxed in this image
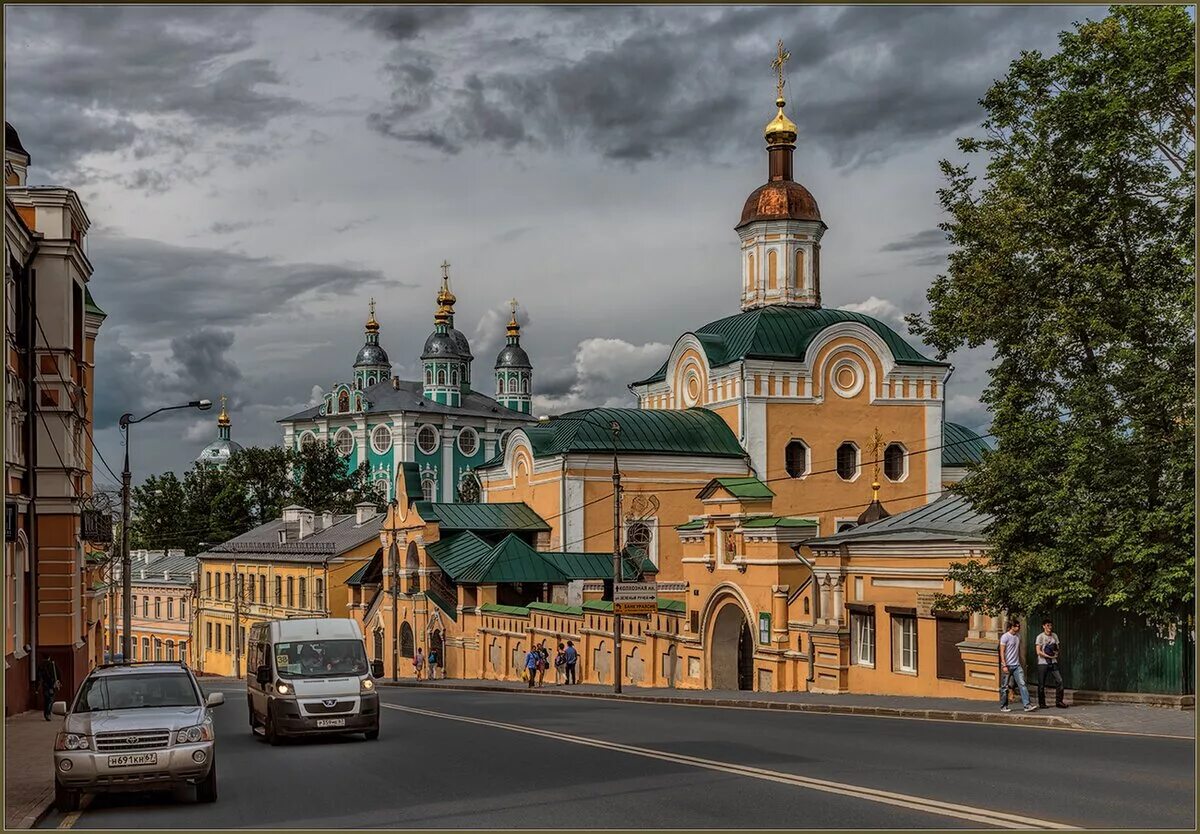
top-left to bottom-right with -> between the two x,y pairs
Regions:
388,499 -> 400,682
610,420 -> 623,695
233,555 -> 241,679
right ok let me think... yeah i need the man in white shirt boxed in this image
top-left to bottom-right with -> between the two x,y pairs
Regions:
1035,618 -> 1069,709
999,619 -> 1037,712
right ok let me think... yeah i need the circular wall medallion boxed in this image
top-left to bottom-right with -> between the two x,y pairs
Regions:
830,358 -> 865,399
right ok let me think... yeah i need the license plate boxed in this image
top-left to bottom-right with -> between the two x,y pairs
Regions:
316,718 -> 345,728
107,753 -> 157,767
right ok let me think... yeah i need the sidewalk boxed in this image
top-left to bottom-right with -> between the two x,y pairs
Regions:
4,710 -> 60,829
383,678 -> 1196,738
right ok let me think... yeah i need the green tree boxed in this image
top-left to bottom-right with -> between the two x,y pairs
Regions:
129,471 -> 187,551
223,446 -> 293,526
909,6 -> 1195,624
289,441 -> 384,514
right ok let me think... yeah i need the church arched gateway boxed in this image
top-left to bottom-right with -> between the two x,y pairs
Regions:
710,601 -> 754,691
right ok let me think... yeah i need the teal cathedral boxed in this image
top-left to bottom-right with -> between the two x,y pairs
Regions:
278,266 -> 535,503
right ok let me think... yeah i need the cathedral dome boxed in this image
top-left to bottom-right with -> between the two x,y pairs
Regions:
495,343 -> 531,369
737,179 -> 823,228
355,342 -> 390,366
197,437 -> 244,467
423,329 -> 472,360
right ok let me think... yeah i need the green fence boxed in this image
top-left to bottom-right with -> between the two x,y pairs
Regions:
1023,606 -> 1194,695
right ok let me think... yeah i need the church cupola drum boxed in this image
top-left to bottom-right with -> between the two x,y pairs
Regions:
494,299 -> 533,414
737,40 -> 826,311
422,261 -> 473,407
353,299 -> 391,389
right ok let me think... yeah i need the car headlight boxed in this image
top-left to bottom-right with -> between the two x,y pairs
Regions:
175,723 -> 213,744
360,678 -> 375,693
275,680 -> 291,696
54,733 -> 90,751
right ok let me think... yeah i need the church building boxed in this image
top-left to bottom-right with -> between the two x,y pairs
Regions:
278,266 -> 536,503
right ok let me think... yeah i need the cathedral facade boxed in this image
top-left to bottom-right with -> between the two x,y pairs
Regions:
278,269 -> 536,503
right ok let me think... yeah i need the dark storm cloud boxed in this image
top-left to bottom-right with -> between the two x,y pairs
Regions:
366,5 -> 1104,168
881,229 -> 949,253
355,6 -> 474,41
169,329 -> 243,396
3,6 -> 300,177
87,235 -> 405,341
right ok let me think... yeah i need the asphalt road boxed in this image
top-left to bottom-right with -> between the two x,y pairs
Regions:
40,682 -> 1195,829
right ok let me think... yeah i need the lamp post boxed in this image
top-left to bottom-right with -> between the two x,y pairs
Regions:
387,500 -> 401,682
118,400 -> 212,663
538,414 -> 623,694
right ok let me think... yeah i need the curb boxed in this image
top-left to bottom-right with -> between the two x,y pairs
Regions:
13,785 -> 56,830
380,681 -> 1077,729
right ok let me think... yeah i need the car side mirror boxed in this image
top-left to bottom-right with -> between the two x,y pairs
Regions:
206,692 -> 225,707
370,659 -> 384,679
51,701 -> 68,717
255,666 -> 270,686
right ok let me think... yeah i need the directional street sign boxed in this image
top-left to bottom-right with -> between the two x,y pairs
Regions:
614,581 -> 657,615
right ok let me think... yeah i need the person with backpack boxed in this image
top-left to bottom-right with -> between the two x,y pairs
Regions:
36,655 -> 60,721
564,640 -> 578,685
413,647 -> 425,682
554,643 -> 567,685
428,645 -> 440,680
1035,619 -> 1068,709
524,646 -> 540,688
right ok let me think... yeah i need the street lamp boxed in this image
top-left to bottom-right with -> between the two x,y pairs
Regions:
118,400 -> 212,663
538,413 -> 624,694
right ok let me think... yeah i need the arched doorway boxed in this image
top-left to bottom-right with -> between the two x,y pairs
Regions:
373,628 -> 384,662
430,629 -> 445,678
399,622 -> 414,659
711,602 -> 754,691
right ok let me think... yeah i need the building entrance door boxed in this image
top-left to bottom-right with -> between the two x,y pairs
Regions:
711,603 -> 753,691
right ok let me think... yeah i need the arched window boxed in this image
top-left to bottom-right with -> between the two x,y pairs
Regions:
286,576 -> 295,608
785,440 -> 809,478
373,628 -> 385,661
338,390 -> 350,413
299,432 -> 316,451
437,369 -> 447,386
406,542 -> 421,594
836,442 -> 859,480
421,478 -> 435,501
450,368 -> 458,385
884,443 -> 906,481
425,368 -> 432,385
747,252 -> 756,291
803,597 -> 811,615
399,622 -> 414,659
796,249 -> 806,288
767,249 -> 778,289
166,640 -> 175,661
522,377 -> 530,394
508,377 -> 518,394
335,428 -> 354,458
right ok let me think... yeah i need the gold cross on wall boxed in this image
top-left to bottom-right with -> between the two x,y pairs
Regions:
771,39 -> 791,100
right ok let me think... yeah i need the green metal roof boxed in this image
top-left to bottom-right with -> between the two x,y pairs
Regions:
527,601 -> 583,616
482,407 -> 747,464
633,306 -> 947,385
539,550 -> 657,581
582,599 -> 613,612
942,422 -> 992,468
480,602 -> 530,617
808,492 -> 991,546
398,462 -> 424,504
675,519 -> 705,531
658,599 -> 685,614
426,532 -> 495,581
741,516 -> 820,529
459,534 -> 567,584
415,501 -> 550,532
698,477 -> 775,500
425,588 -> 458,621
83,287 -> 107,320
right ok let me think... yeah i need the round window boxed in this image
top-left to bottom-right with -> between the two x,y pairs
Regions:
457,427 -> 478,457
334,428 -> 354,458
416,424 -> 440,455
371,425 -> 393,454
299,432 -> 317,451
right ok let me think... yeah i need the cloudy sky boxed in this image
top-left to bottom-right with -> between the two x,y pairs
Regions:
4,4 -> 1107,486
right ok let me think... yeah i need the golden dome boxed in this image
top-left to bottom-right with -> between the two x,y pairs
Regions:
506,298 -> 521,337
365,298 -> 379,333
217,395 -> 230,427
764,96 -> 797,144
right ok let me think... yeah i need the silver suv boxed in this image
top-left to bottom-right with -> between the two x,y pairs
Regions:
52,662 -> 224,811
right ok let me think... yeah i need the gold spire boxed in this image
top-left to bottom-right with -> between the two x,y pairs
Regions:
434,260 -> 456,326
365,297 -> 379,332
506,298 -> 521,337
217,394 -> 230,427
765,39 -> 798,144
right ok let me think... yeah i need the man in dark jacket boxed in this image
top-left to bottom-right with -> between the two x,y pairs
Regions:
36,655 -> 60,720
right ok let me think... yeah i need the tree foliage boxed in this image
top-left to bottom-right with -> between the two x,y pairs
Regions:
908,6 -> 1195,623
130,442 -> 385,556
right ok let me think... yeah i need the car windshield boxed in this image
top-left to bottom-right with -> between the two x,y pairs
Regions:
274,640 -> 368,679
74,672 -> 200,712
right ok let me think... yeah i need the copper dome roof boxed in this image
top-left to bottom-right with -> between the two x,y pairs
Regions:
737,180 -> 823,229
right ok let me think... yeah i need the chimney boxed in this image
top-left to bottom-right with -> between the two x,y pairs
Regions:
322,510 -> 335,529
297,508 -> 315,539
391,376 -> 400,390
281,505 -> 304,523
356,501 -> 377,525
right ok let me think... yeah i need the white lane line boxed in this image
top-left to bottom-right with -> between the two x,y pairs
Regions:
383,703 -> 1079,830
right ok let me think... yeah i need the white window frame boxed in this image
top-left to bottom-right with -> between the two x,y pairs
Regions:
334,428 -> 355,458
416,424 -> 440,455
784,438 -> 810,479
853,613 -> 875,667
457,426 -> 479,457
892,615 -> 917,674
420,478 -> 436,502
883,442 -> 909,483
836,441 -> 861,482
371,424 -> 393,455
299,431 -> 317,451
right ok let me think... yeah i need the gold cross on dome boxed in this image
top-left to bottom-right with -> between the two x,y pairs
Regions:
369,298 -> 376,317
220,394 -> 227,410
508,298 -> 519,318
772,39 -> 791,100
440,260 -> 451,280
868,426 -> 885,482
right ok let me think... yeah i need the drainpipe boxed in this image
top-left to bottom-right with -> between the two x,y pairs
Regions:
792,544 -> 817,692
23,253 -> 39,686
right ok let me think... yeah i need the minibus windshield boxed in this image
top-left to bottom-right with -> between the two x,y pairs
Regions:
273,639 -> 369,678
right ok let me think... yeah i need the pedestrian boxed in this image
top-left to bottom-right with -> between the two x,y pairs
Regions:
36,655 -> 60,721
428,645 -> 440,681
524,646 -> 540,688
413,648 -> 425,682
564,640 -> 578,685
1036,619 -> 1068,709
537,644 -> 549,687
999,619 -> 1037,713
554,643 -> 567,685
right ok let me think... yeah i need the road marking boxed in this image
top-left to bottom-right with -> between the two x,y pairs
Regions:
56,793 -> 92,829
383,703 -> 1080,830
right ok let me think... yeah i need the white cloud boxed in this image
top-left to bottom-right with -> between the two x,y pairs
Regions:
307,385 -> 325,407
533,337 -> 669,414
838,296 -> 906,326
